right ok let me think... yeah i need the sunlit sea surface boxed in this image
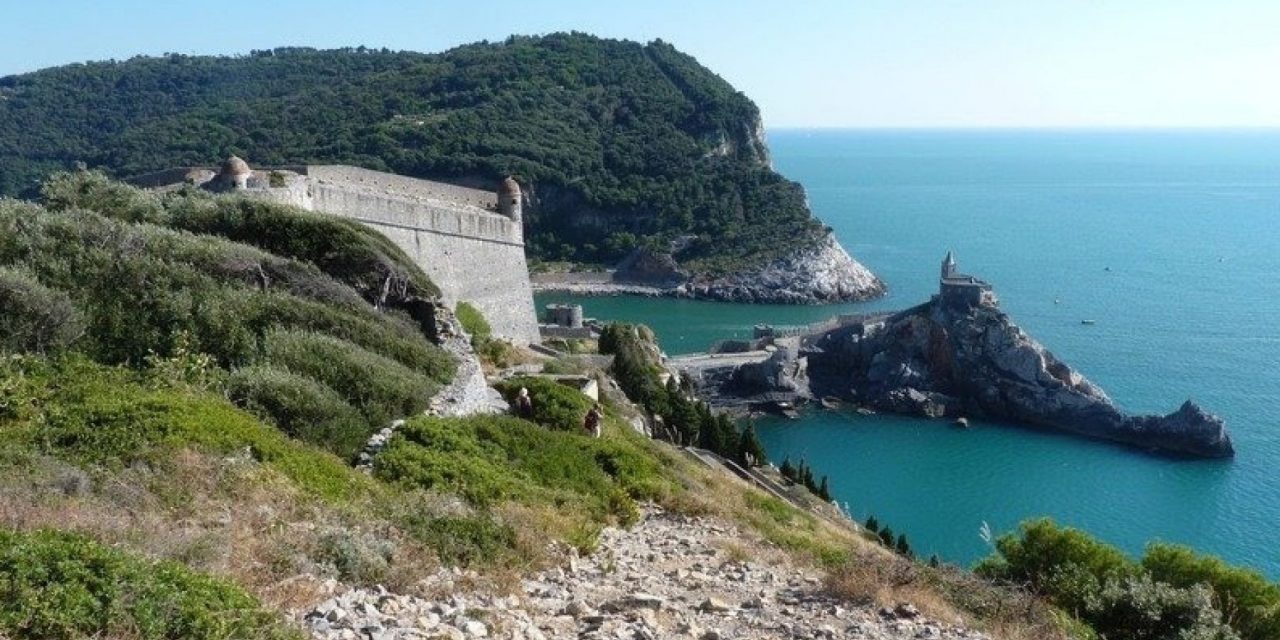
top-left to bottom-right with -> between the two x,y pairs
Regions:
536,129 -> 1280,576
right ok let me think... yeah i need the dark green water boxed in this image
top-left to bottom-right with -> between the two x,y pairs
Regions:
537,129 -> 1280,576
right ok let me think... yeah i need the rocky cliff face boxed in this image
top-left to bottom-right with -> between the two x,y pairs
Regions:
680,234 -> 886,304
804,301 -> 1233,458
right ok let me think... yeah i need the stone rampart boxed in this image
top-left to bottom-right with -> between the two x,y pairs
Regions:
302,165 -> 497,210
128,163 -> 539,344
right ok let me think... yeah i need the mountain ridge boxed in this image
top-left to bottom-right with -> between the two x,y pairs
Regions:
0,34 -> 882,300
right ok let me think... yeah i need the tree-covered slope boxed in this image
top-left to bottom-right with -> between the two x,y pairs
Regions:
0,34 -> 829,275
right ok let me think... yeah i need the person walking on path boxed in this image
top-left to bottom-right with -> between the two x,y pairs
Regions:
583,403 -> 603,438
514,387 -> 534,420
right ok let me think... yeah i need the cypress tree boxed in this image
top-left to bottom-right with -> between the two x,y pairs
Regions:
780,457 -> 794,480
895,534 -> 912,558
737,423 -> 767,467
928,554 -> 940,568
817,475 -> 831,501
865,516 -> 879,533
879,526 -> 894,547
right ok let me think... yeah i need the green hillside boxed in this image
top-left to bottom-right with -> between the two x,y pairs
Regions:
0,34 -> 825,274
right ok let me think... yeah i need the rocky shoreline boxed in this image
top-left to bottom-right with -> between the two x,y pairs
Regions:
804,300 -> 1234,458
532,234 -> 886,305
673,260 -> 1234,459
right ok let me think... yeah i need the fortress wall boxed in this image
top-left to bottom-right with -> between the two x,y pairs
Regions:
304,165 -> 497,210
130,163 -> 540,343
309,184 -> 519,245
307,182 -> 538,344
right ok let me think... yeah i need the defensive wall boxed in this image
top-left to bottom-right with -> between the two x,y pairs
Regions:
129,160 -> 540,344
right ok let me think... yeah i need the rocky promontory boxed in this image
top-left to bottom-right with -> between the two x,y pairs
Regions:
804,299 -> 1233,458
682,234 -> 886,304
532,233 -> 887,305
677,255 -> 1234,459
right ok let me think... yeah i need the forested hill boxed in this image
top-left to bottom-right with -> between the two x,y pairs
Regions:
0,34 -> 826,274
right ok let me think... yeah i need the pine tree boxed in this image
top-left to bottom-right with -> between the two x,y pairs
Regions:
895,534 -> 912,558
879,526 -> 894,547
803,465 -> 817,493
817,476 -> 831,501
737,423 -> 767,467
780,457 -> 794,480
865,516 -> 880,533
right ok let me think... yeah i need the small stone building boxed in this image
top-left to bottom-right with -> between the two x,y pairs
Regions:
938,251 -> 997,308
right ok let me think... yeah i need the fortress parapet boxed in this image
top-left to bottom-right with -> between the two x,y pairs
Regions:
129,159 -> 539,343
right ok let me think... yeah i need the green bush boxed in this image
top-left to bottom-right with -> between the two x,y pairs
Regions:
1143,544 -> 1280,640
226,366 -> 368,459
164,194 -> 441,300
262,329 -> 438,430
41,169 -> 168,224
455,301 -> 492,344
1083,575 -> 1238,640
976,519 -> 1279,640
373,415 -> 669,524
0,268 -> 84,354
0,528 -> 299,640
976,518 -> 1138,616
0,355 -> 374,501
494,376 -> 593,432
402,515 -> 518,567
0,200 -> 451,381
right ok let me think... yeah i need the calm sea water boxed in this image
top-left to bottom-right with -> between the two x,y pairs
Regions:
536,130 -> 1280,577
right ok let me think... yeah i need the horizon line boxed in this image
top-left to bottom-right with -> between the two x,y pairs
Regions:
766,125 -> 1280,132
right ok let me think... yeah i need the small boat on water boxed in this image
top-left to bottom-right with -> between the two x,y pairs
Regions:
1081,319 -> 1097,325
855,406 -> 876,416
820,396 -> 842,410
954,417 -> 970,428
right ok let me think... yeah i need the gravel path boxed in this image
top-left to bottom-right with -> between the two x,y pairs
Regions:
302,507 -> 988,639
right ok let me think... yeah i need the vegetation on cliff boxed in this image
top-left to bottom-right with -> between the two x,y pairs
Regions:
0,34 -> 828,275
978,519 -> 1278,640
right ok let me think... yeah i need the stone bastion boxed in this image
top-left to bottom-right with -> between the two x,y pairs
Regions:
129,159 -> 540,344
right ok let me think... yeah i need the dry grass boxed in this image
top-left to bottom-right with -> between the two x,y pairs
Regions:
824,550 -> 1072,640
0,448 -> 442,611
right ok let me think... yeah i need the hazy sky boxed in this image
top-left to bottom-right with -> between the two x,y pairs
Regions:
2,0 -> 1277,128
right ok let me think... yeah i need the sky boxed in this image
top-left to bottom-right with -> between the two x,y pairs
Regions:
2,0 -> 1278,128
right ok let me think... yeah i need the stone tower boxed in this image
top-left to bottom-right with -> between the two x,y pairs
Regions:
219,156 -> 252,190
498,177 -> 522,225
941,250 -> 957,279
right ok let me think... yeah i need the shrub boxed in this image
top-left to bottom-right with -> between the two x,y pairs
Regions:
975,518 -> 1138,615
402,515 -> 518,566
226,365 -> 369,459
494,376 -> 593,432
165,194 -> 441,300
0,355 -> 374,501
0,268 -> 84,354
1083,575 -> 1238,640
0,528 -> 298,640
262,329 -> 438,429
1143,543 -> 1280,640
455,301 -> 492,344
374,415 -> 670,525
41,169 -> 168,224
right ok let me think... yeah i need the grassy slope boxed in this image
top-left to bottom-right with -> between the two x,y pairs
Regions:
0,35 -> 825,274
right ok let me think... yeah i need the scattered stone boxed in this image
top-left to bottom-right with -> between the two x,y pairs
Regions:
300,506 -> 987,640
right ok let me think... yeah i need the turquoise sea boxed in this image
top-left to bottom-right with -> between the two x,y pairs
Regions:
536,130 -> 1280,577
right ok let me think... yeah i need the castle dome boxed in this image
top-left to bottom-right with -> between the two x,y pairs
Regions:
500,176 -> 520,195
221,156 -> 252,177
